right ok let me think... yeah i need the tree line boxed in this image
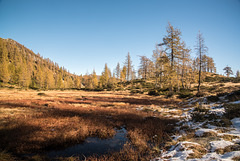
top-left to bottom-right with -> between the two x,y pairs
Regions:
81,23 -> 216,92
0,23 -> 217,91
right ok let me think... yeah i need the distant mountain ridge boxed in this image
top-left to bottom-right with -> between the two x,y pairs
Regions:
0,37 -> 82,89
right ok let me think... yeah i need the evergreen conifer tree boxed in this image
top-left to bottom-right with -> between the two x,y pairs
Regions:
223,66 -> 233,77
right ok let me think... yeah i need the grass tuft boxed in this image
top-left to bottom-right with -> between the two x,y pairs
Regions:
37,92 -> 48,96
0,151 -> 15,161
225,103 -> 240,119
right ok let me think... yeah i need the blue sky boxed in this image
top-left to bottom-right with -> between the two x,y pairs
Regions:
0,0 -> 240,76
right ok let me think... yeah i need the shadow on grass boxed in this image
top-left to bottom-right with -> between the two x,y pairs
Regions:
0,99 -> 177,160
0,120 -> 42,154
66,96 -> 180,106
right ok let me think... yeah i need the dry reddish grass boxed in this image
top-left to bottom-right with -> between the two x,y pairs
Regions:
0,89 -> 178,160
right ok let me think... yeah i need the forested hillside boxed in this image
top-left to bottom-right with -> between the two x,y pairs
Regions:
0,38 -> 82,89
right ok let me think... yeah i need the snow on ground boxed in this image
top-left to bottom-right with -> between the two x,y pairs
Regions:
230,100 -> 240,104
210,140 -> 234,152
136,106 -> 183,119
199,151 -> 240,161
209,106 -> 225,115
152,94 -> 240,161
195,128 -> 218,137
153,142 -> 204,161
229,118 -> 240,137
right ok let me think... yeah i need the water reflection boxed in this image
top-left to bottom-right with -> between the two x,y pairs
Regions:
47,127 -> 128,158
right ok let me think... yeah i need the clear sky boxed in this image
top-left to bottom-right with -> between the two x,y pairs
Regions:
0,0 -> 240,76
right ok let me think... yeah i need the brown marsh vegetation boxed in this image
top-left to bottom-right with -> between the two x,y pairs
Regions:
0,89 -> 178,160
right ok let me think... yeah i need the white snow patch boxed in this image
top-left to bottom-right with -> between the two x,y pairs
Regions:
198,152 -> 222,161
152,94 -> 240,161
195,128 -> 217,137
168,109 -> 179,112
233,138 -> 240,144
181,112 -> 192,121
152,142 -> 203,161
231,118 -> 240,128
172,115 -> 181,118
219,95 -> 227,100
136,106 -> 143,111
210,140 -> 234,152
206,124 -> 217,129
230,100 -> 240,104
230,118 -> 240,137
209,107 -> 225,115
154,151 -> 240,161
221,151 -> 240,160
198,151 -> 240,161
172,135 -> 183,141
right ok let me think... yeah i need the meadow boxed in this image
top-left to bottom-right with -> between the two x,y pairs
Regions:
0,89 -> 178,160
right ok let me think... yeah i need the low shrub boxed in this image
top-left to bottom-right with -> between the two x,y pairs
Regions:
130,89 -> 143,94
215,88 -> 224,93
178,90 -> 194,99
226,90 -> 240,102
194,106 -> 209,113
166,91 -> 174,98
148,89 -> 168,96
207,95 -> 220,103
217,92 -> 228,97
205,76 -> 218,82
219,83 -> 225,87
219,118 -> 232,127
93,88 -> 104,91
142,84 -> 154,89
208,85 -> 220,92
225,103 -> 240,119
218,77 -> 240,83
37,92 -> 47,96
0,151 -> 15,161
148,90 -> 159,96
196,91 -> 205,97
132,79 -> 145,84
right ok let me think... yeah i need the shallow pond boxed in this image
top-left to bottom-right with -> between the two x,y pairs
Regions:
47,127 -> 128,158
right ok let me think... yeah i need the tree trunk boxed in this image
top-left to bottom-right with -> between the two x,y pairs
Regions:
198,53 -> 202,92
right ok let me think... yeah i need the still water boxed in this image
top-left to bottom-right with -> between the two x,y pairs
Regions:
47,127 -> 128,158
